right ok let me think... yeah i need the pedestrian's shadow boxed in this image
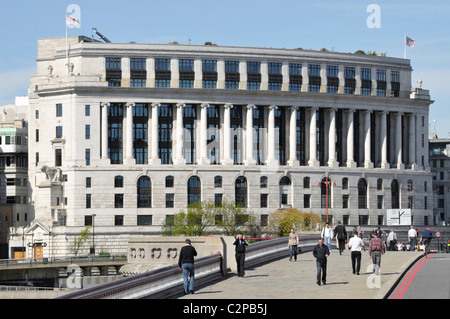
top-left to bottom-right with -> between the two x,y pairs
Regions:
324,281 -> 349,285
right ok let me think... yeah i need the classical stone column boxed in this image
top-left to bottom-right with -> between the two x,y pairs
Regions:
380,111 -> 389,169
364,110 -> 373,168
408,113 -> 417,169
266,105 -> 278,166
174,103 -> 186,165
308,107 -> 319,167
125,102 -> 135,164
328,108 -> 338,167
346,109 -> 356,168
149,103 -> 161,165
395,112 -> 404,169
245,104 -> 256,165
288,106 -> 299,166
100,102 -> 110,160
199,103 -> 210,165
222,104 -> 233,165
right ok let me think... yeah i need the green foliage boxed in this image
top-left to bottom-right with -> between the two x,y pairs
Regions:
162,199 -> 256,237
268,208 -> 321,237
70,226 -> 91,256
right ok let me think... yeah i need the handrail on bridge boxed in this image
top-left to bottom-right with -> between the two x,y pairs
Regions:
0,255 -> 127,268
57,234 -> 324,299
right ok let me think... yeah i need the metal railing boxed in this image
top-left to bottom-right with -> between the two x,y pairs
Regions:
0,255 -> 127,268
57,252 -> 224,299
57,234 -> 324,299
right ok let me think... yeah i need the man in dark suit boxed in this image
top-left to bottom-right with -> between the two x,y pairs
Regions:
233,233 -> 249,277
334,221 -> 347,255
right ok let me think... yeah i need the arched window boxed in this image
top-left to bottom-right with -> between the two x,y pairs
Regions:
260,176 -> 268,188
137,176 -> 151,208
165,176 -> 174,188
342,177 -> 348,190
279,176 -> 291,185
115,176 -> 124,188
377,178 -> 383,191
358,178 -> 368,209
391,179 -> 399,209
214,176 -> 222,188
235,176 -> 248,208
303,177 -> 310,189
187,176 -> 201,205
280,176 -> 291,205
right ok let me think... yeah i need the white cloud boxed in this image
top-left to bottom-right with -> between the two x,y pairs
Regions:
0,68 -> 34,105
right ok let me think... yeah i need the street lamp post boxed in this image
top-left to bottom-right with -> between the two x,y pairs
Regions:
319,177 -> 335,223
91,214 -> 96,255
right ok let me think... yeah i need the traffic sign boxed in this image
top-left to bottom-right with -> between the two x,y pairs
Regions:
436,231 -> 441,238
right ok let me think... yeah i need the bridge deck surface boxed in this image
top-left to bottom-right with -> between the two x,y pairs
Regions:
177,248 -> 422,299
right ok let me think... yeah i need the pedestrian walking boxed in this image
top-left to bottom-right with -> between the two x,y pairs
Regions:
408,225 -> 417,251
233,233 -> 249,277
357,225 -> 364,239
321,222 -> 333,251
334,221 -> 347,255
369,232 -> 385,275
387,229 -> 397,251
313,237 -> 330,286
348,231 -> 365,275
178,238 -> 198,295
288,228 -> 299,262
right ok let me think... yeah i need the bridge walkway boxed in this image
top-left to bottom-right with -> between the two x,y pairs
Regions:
176,248 -> 423,299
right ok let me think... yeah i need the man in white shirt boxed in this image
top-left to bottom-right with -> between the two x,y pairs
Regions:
348,231 -> 365,275
408,225 -> 417,251
321,222 -> 333,250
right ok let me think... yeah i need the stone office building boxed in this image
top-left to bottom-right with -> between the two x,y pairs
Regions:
11,36 -> 433,257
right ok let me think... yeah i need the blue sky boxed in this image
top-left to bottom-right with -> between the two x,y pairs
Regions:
0,0 -> 449,137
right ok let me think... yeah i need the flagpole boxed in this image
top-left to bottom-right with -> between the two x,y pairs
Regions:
66,16 -> 69,75
404,33 -> 407,59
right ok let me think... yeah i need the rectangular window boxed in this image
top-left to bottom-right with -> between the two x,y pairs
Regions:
115,194 -> 124,208
289,63 -> 302,92
85,125 -> 90,140
166,193 -> 174,208
225,60 -> 239,89
55,149 -> 62,167
391,71 -> 400,97
86,177 -> 91,188
56,104 -> 63,117
137,215 -> 152,226
85,149 -> 90,166
85,105 -> 90,116
268,62 -> 282,91
86,194 -> 91,209
344,67 -> 355,94
327,65 -> 339,93
308,64 -> 321,92
106,57 -> 122,87
361,68 -> 372,95
304,194 -> 311,208
56,126 -> 63,138
260,194 -> 268,208
115,215 -> 124,226
155,58 -> 171,88
214,193 -> 223,207
247,61 -> 261,90
343,195 -> 349,208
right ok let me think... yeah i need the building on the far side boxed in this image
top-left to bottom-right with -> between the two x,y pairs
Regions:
0,96 -> 29,259
429,134 -> 450,225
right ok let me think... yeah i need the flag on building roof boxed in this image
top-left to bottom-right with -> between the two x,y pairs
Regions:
406,36 -> 416,47
66,15 -> 80,26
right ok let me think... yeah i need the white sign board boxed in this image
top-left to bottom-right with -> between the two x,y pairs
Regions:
386,209 -> 412,226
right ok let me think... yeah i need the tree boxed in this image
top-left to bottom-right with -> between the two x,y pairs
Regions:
165,200 -> 217,236
215,200 -> 256,236
268,208 -> 321,237
70,226 -> 91,256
